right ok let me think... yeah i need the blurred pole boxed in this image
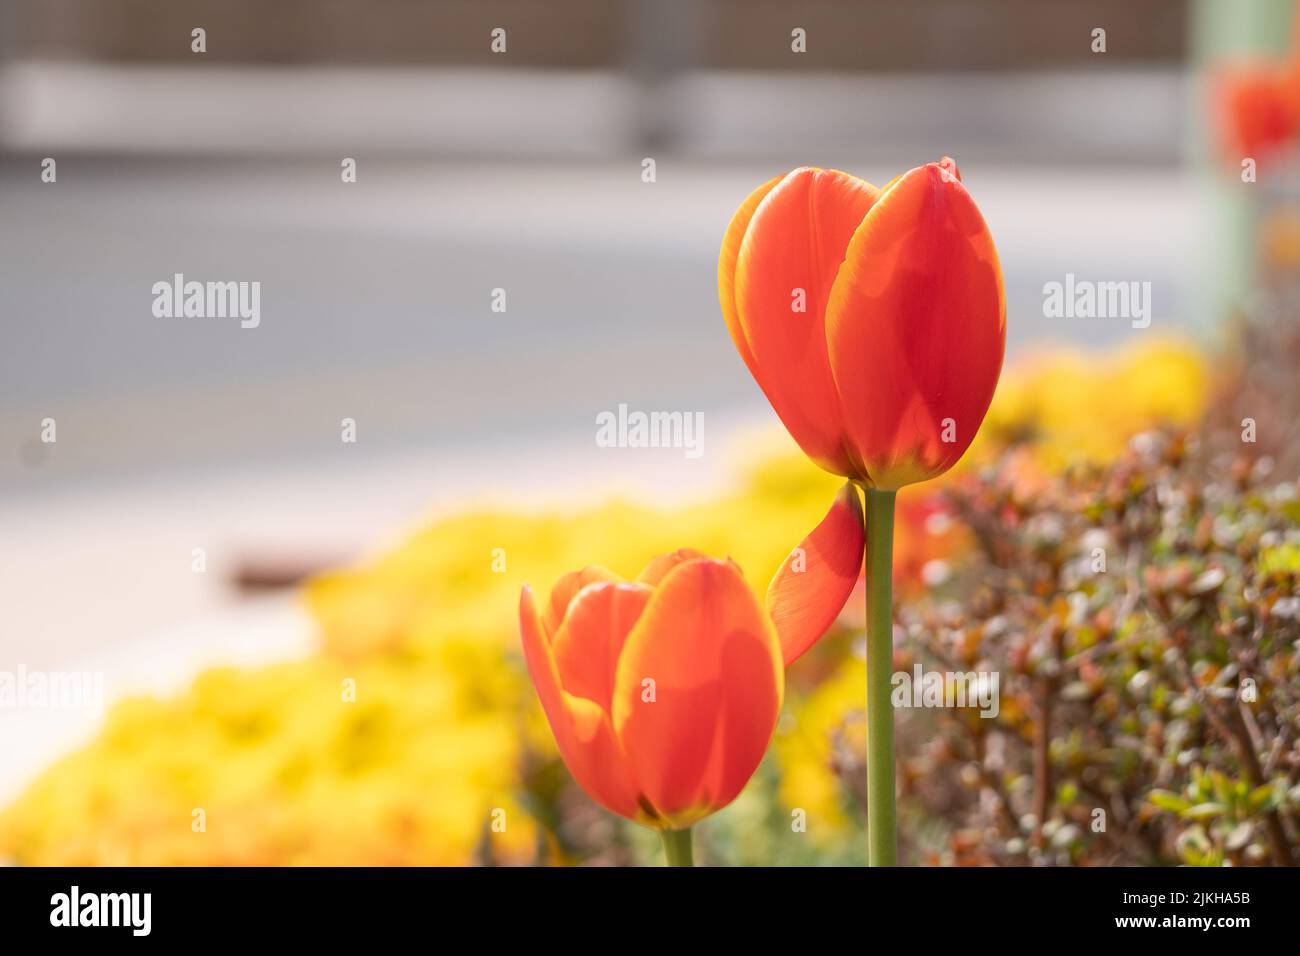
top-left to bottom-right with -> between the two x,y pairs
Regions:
1190,0 -> 1295,328
0,0 -> 16,148
622,0 -> 700,154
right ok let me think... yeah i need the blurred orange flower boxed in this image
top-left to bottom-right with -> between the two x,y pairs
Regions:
1216,63 -> 1300,163
1213,3 -> 1300,165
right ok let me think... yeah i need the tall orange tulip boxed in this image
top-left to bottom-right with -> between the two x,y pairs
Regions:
719,158 -> 1006,865
720,158 -> 1005,489
520,490 -> 863,865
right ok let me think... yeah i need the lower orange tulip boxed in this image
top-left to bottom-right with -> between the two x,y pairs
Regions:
519,489 -> 865,863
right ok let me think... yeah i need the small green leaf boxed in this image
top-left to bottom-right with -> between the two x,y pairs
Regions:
1184,802 -> 1228,821
1149,790 -> 1191,813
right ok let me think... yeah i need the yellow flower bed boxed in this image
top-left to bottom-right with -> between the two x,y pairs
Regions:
0,339 -> 1207,865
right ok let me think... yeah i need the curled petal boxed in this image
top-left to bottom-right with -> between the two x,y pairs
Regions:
612,558 -> 783,828
719,174 -> 783,380
635,548 -> 707,586
766,482 -> 864,665
543,565 -> 621,637
551,581 -> 652,713
519,587 -> 644,821
826,160 -> 1005,489
732,167 -> 880,476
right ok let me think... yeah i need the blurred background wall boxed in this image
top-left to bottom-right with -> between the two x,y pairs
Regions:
2,0 -> 1189,161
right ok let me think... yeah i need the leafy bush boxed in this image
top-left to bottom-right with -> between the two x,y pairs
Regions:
814,304 -> 1300,866
884,431 -> 1299,865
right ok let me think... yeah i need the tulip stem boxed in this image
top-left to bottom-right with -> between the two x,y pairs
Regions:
660,827 -> 694,867
863,487 -> 897,866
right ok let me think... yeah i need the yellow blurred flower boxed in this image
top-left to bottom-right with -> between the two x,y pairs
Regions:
975,338 -> 1206,471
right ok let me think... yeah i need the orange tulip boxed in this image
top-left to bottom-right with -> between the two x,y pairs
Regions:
519,489 -> 864,849
1215,63 -> 1300,165
1212,2 -> 1300,167
719,158 -> 1005,490
720,158 -> 1005,866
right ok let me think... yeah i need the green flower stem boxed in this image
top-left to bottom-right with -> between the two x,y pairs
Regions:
864,487 -> 897,866
660,827 -> 694,867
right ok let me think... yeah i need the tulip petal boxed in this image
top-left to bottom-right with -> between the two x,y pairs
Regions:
732,168 -> 881,477
767,482 -> 864,665
635,547 -> 706,586
719,174 -> 782,379
520,587 -> 645,821
611,558 -> 783,828
551,581 -> 653,713
826,160 -> 1005,489
543,565 -> 621,637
